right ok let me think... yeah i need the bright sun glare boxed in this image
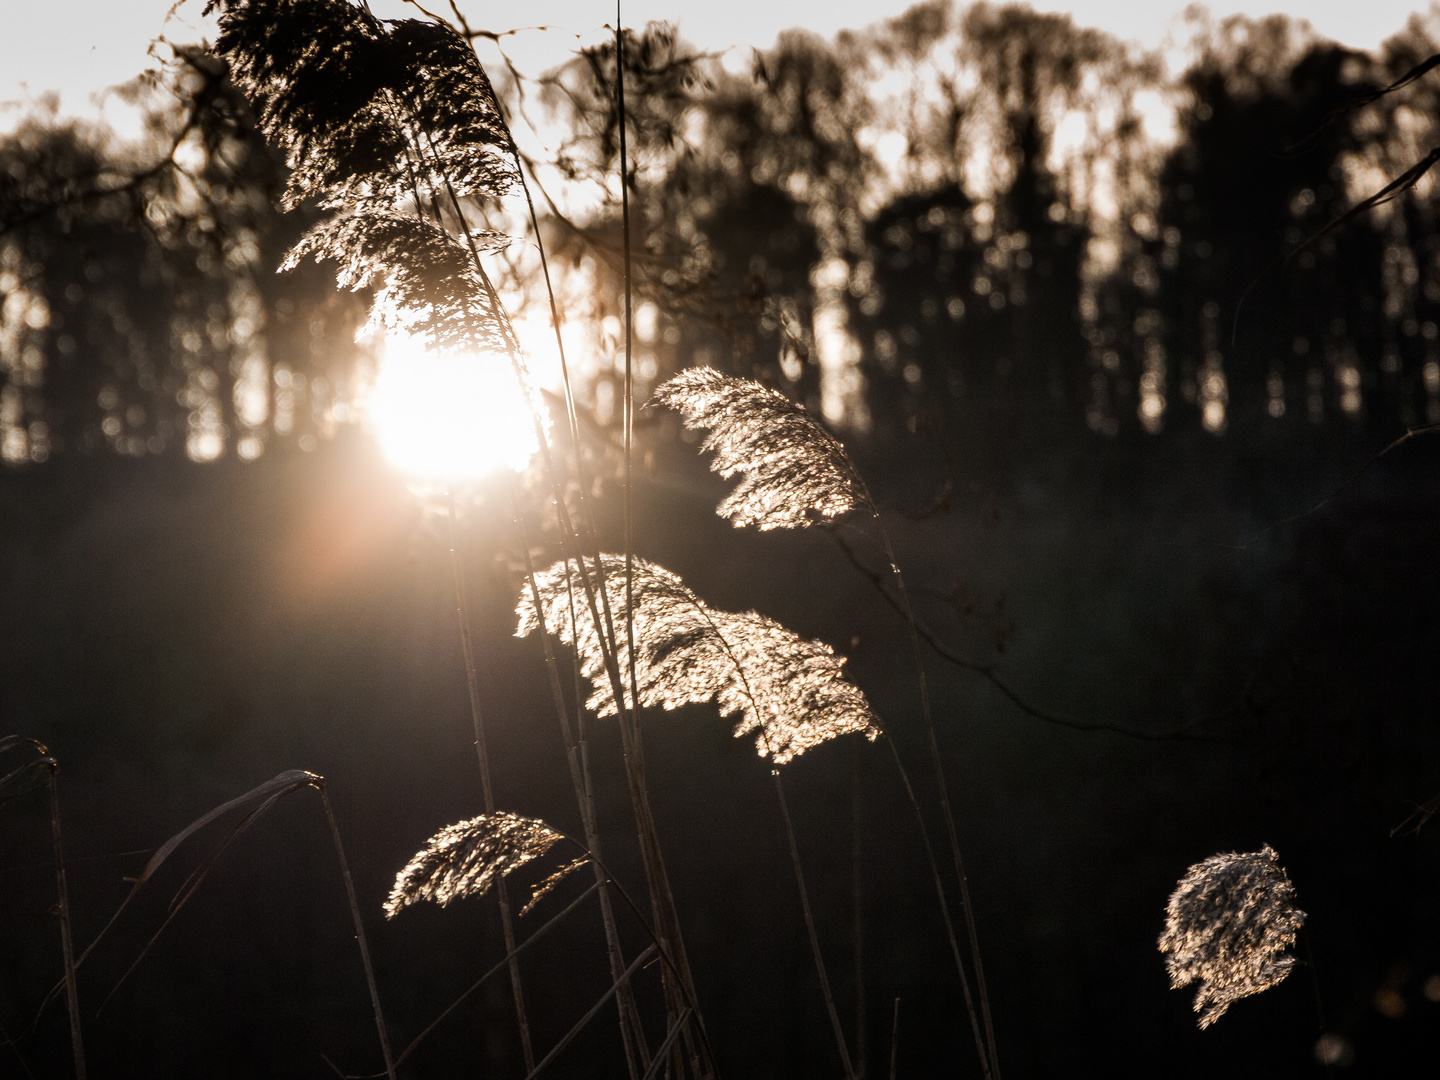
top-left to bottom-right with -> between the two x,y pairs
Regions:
366,335 -> 543,482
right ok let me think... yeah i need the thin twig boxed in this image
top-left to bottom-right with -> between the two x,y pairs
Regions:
832,530 -> 1251,742
1226,422 -> 1440,550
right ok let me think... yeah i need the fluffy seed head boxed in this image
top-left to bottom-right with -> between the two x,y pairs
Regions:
516,554 -> 880,763
386,812 -> 563,918
653,367 -> 867,530
1158,844 -> 1306,1028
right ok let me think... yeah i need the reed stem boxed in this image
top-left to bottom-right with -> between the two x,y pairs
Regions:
889,998 -> 900,1080
773,770 -> 857,1080
510,483 -> 649,1080
46,762 -> 85,1080
445,490 -> 537,1072
852,757 -> 866,1080
882,737 -> 991,1080
316,783 -> 398,1080
859,500 -> 999,1080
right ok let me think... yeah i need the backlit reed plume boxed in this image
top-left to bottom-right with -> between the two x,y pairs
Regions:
385,812 -> 566,919
1158,845 -> 1306,1028
516,554 -> 879,763
281,210 -> 511,352
652,368 -> 867,530
212,0 -> 545,418
207,0 -> 516,211
520,856 -> 593,917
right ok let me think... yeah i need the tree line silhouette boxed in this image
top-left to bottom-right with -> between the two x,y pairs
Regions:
2,2 -> 1437,466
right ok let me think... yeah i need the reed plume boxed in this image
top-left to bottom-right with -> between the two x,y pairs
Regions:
1158,845 -> 1306,1028
386,812 -> 568,918
213,0 -> 546,424
282,210 -> 510,349
516,554 -> 880,764
652,368 -> 867,530
207,0 -> 516,211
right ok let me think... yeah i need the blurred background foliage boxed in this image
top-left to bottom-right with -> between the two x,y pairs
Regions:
4,2 -> 1440,464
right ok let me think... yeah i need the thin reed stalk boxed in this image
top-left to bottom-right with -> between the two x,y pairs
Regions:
889,999 -> 900,1080
522,945 -> 658,1080
773,771 -> 857,1080
616,2 -> 641,754
46,761 -> 85,1080
510,482 -> 649,1080
357,19 -> 699,1071
639,1007 -> 694,1080
444,490 -> 537,1072
881,736 -> 991,1080
388,881 -> 602,1073
853,757 -> 866,1080
555,838 -> 721,1078
857,502 -> 1000,1080
610,12 -> 705,1072
316,782 -> 398,1080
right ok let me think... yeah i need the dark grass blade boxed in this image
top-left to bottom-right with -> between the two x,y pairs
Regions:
98,791 -> 294,1010
0,761 -> 50,809
68,770 -> 319,974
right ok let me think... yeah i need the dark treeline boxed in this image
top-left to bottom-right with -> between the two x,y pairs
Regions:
3,3 -> 1439,467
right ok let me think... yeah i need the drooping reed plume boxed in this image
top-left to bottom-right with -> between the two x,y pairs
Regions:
209,0 -> 545,419
1159,845 -> 1306,1029
385,812 -> 574,918
653,367 -> 867,530
517,554 -> 879,764
208,0 -> 516,211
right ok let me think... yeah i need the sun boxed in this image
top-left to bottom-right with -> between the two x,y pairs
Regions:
365,334 -> 545,482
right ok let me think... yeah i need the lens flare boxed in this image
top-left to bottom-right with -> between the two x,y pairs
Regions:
366,334 -> 542,480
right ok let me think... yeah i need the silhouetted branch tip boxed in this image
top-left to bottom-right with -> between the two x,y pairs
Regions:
1158,845 -> 1305,1028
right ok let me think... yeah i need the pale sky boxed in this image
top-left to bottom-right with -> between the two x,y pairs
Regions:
1,0 -> 1434,128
